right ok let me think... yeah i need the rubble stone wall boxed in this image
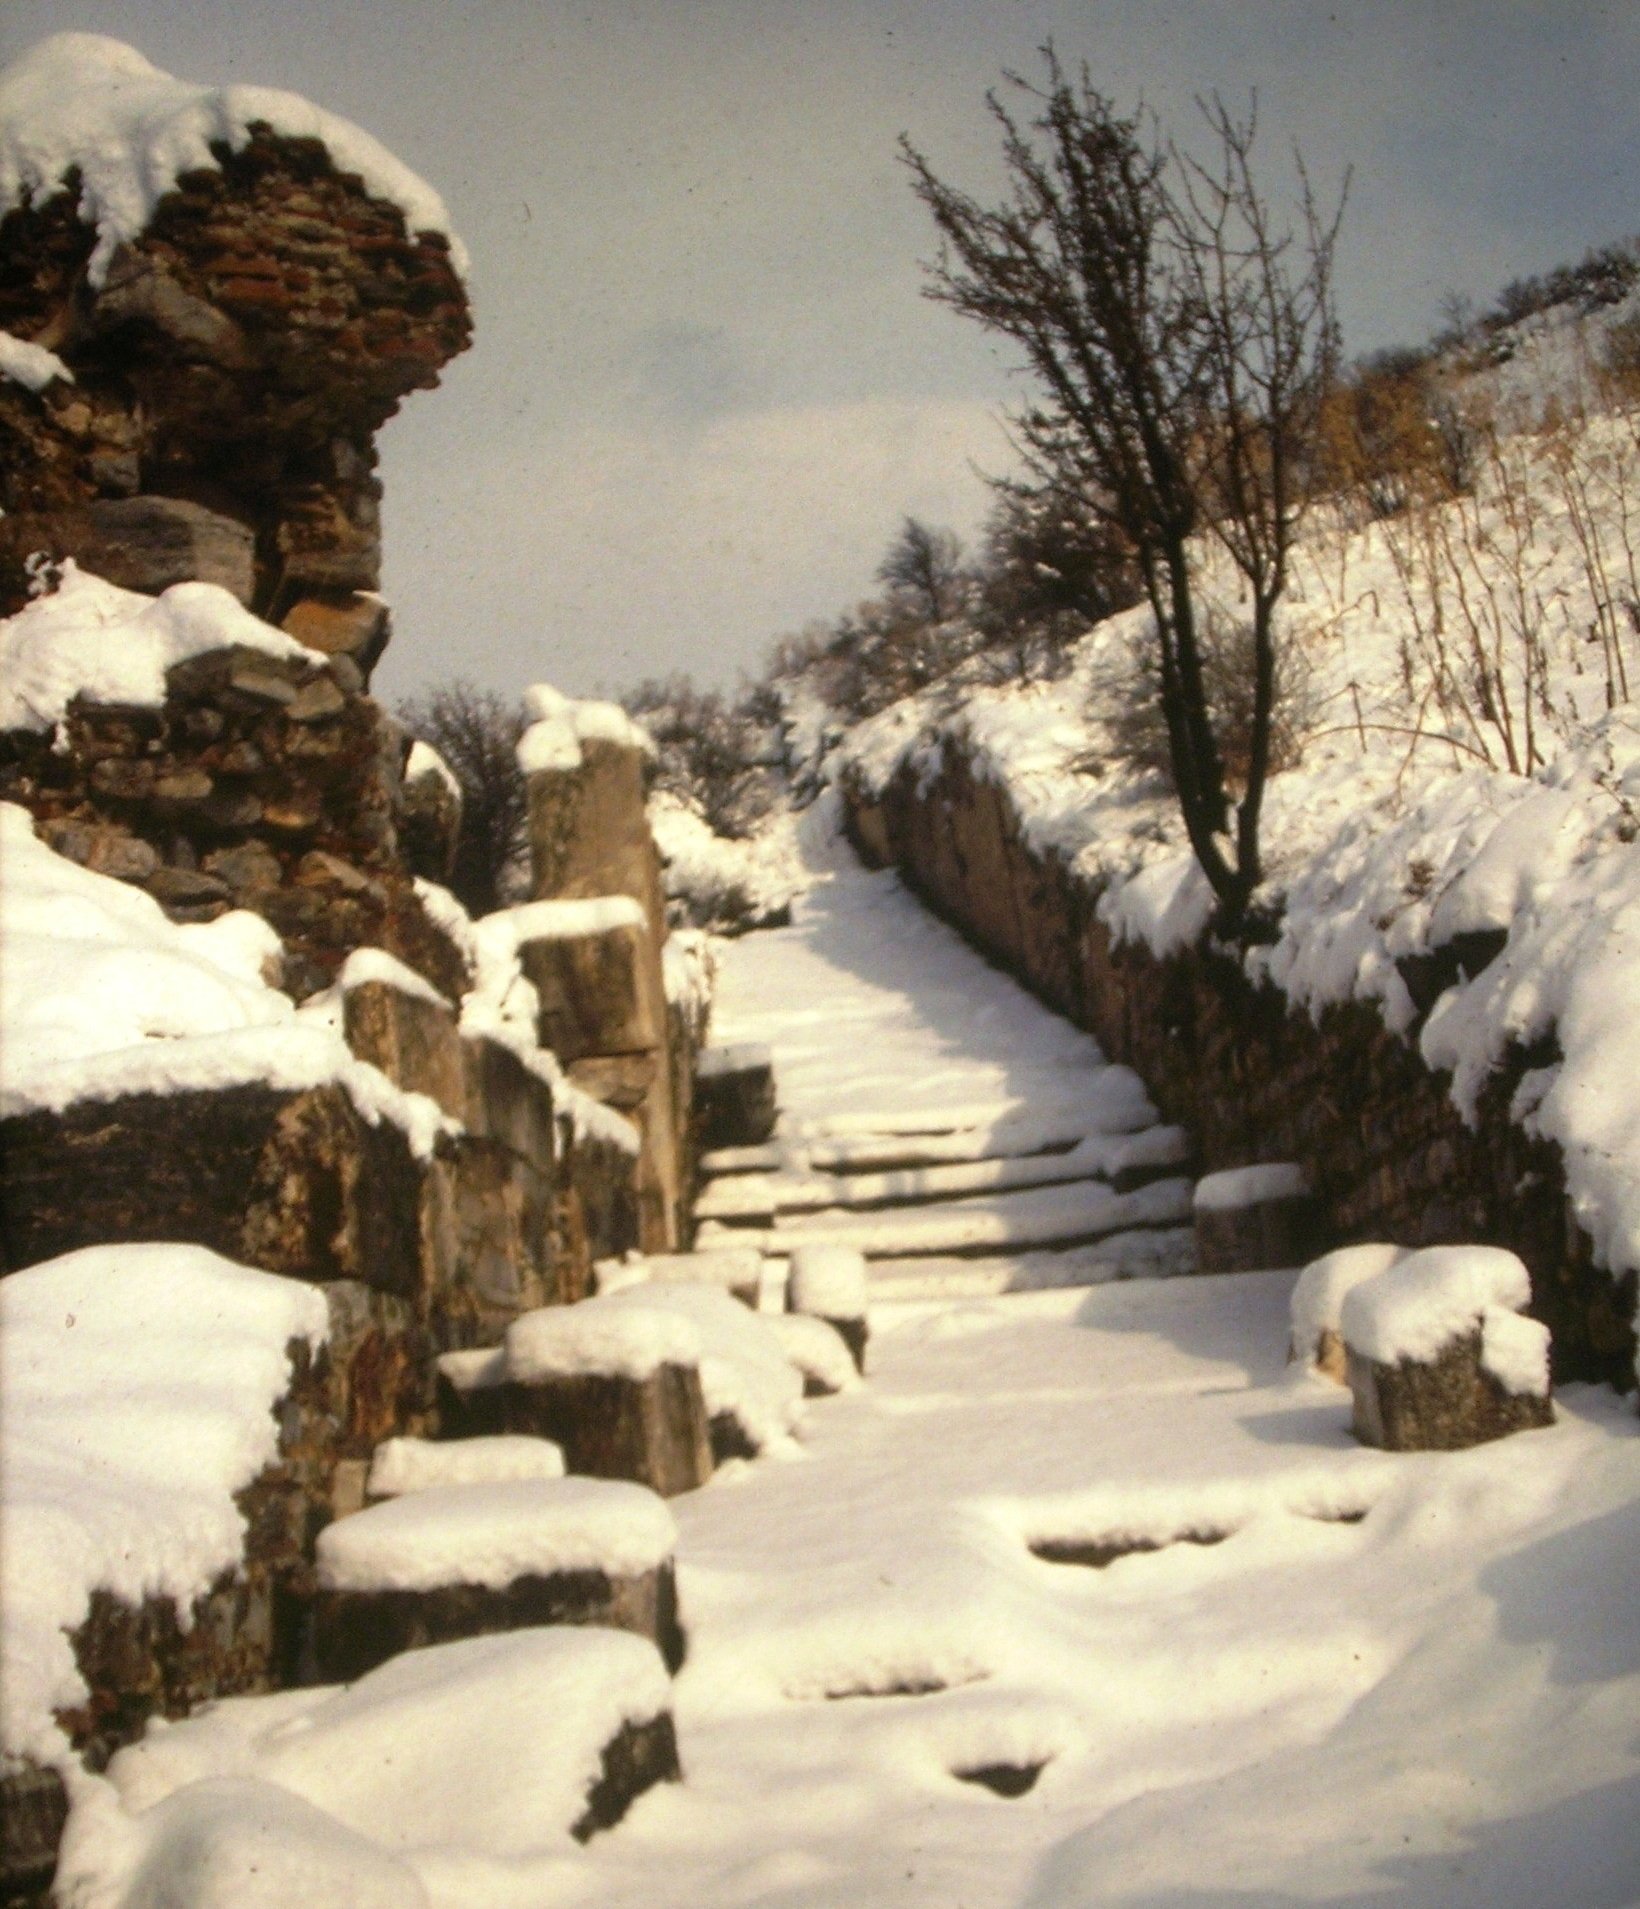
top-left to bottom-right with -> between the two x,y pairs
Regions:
844,752 -> 1637,1388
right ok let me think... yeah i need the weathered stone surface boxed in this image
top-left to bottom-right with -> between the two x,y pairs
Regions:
556,1125 -> 643,1300
400,745 -> 461,881
311,1559 -> 684,1684
82,494 -> 255,601
0,1760 -> 68,1909
505,1365 -> 713,1498
462,1033 -> 557,1170
0,127 -> 471,621
341,973 -> 465,1118
280,590 -> 391,672
844,755 -> 1639,1388
1347,1332 -> 1555,1451
0,1083 -> 422,1289
419,1135 -> 556,1343
520,919 -> 661,1063
573,1712 -> 681,1842
695,1047 -> 777,1151
1195,1191 -> 1324,1275
525,738 -> 664,922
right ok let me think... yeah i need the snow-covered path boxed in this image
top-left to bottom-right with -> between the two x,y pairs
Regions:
573,839 -> 1640,1909
695,824 -> 1196,1282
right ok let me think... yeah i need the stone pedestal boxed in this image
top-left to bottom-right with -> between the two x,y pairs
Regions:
506,1366 -> 713,1498
1193,1164 -> 1322,1274
1346,1333 -> 1555,1451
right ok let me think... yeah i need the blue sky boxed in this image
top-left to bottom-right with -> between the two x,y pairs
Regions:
4,1 -> 1636,701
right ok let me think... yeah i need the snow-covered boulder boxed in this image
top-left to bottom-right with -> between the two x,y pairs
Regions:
1340,1245 -> 1554,1449
1289,1243 -> 1405,1381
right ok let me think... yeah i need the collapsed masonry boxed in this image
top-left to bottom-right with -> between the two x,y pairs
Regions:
0,35 -> 719,1903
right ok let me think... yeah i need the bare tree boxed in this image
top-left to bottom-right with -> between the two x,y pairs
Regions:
902,49 -> 1345,930
396,680 -> 527,916
876,517 -> 966,624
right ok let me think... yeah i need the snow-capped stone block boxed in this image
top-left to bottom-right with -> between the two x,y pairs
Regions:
1289,1243 -> 1405,1382
520,692 -> 662,919
787,1244 -> 869,1371
503,1298 -> 713,1496
99,1630 -> 678,1871
695,1042 -> 778,1150
1340,1245 -> 1554,1449
339,953 -> 465,1120
311,1477 -> 684,1680
512,900 -> 661,1063
366,1434 -> 565,1499
1192,1163 -> 1322,1275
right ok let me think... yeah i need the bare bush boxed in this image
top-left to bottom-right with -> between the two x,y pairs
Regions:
396,680 -> 527,917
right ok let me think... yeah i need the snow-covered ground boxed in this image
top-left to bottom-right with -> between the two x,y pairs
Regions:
35,806 -> 1640,1909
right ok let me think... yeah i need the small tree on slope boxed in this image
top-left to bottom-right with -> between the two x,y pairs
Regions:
902,50 -> 1345,932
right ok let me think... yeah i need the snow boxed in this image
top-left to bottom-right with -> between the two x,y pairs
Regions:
66,1629 -> 672,1903
0,325 -> 71,391
75,1777 -> 430,1909
0,33 -> 468,285
765,1313 -> 862,1394
1192,1162 -> 1307,1211
596,1248 -> 764,1304
0,806 -> 453,1156
336,947 -> 451,1009
433,1346 -> 505,1395
505,1292 -> 703,1384
1289,1243 -> 1405,1365
316,1477 -> 677,1592
1480,1306 -> 1554,1398
1340,1244 -> 1536,1366
403,740 -> 460,804
598,1282 -> 805,1454
0,562 -> 319,736
517,682 -> 654,775
1,1243 -> 327,1770
501,896 -> 648,943
649,793 -> 808,931
661,927 -> 715,1021
788,1244 -> 867,1320
365,1435 -> 565,1499
42,798 -> 1640,1908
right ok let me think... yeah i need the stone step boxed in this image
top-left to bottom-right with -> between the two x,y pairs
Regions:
697,1174 -> 1196,1261
696,1125 -> 1190,1222
863,1228 -> 1199,1299
311,1475 -> 684,1680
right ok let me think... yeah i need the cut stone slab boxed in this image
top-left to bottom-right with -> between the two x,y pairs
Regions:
703,1175 -> 1194,1262
695,1043 -> 777,1151
312,1476 -> 684,1679
1346,1329 -> 1555,1450
1193,1164 -> 1322,1274
66,494 -> 256,603
460,1032 -> 558,1169
0,1083 -> 422,1291
504,1363 -> 713,1497
1340,1244 -> 1554,1450
340,963 -> 465,1120
516,906 -> 661,1063
503,1298 -> 713,1494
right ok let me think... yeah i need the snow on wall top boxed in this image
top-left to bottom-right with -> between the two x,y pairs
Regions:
0,563 -> 321,736
1,1242 -> 328,1769
0,803 -> 454,1155
0,33 -> 469,286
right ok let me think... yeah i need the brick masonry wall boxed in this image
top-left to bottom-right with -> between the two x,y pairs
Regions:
846,751 -> 1638,1388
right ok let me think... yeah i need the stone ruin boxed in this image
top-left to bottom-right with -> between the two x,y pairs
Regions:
0,36 -> 719,1902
